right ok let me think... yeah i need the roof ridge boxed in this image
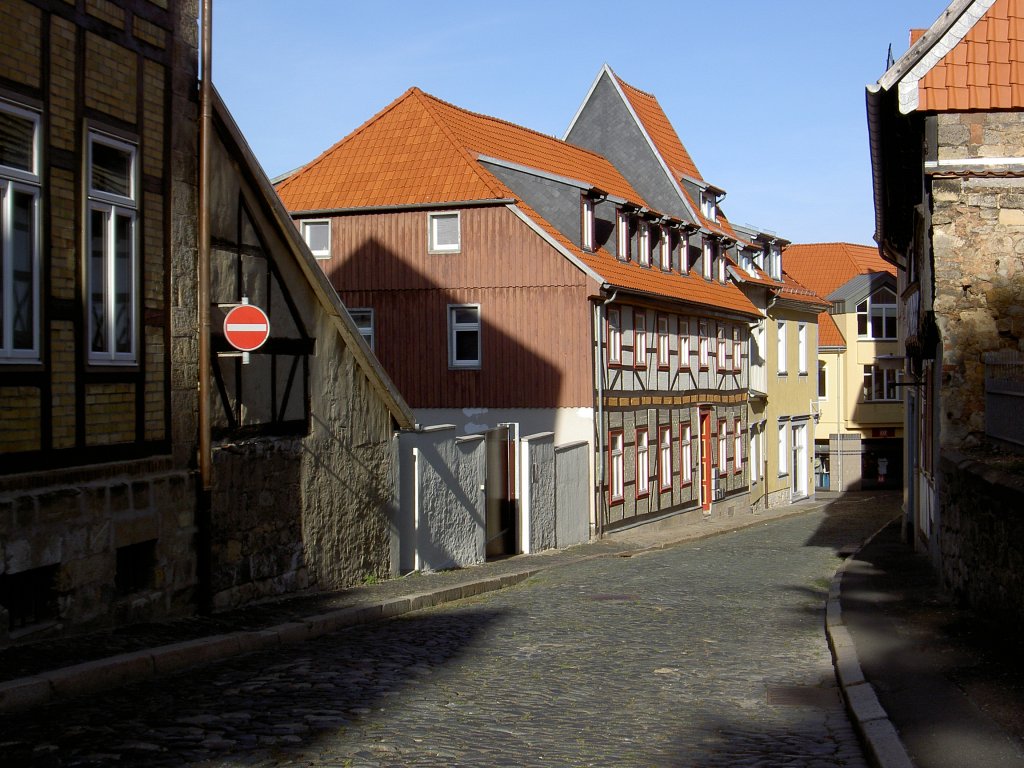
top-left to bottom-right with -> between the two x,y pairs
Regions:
417,89 -> 621,168
410,89 -> 511,201
275,87 -> 421,195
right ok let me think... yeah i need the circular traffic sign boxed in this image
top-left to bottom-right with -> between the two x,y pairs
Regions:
223,303 -> 270,352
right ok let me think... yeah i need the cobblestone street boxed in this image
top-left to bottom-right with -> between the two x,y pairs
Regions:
0,498 -> 896,767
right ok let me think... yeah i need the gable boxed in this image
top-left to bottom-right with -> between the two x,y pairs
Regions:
826,272 -> 897,312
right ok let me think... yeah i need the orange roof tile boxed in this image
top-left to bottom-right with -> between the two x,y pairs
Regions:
610,71 -> 739,240
777,271 -> 831,310
817,312 -> 846,348
917,0 -> 1024,111
277,87 -> 759,318
781,242 -> 895,299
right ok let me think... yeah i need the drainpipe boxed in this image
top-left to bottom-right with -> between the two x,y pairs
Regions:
595,287 -> 618,538
196,0 -> 213,612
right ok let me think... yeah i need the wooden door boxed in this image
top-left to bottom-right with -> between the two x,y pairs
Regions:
700,411 -> 713,511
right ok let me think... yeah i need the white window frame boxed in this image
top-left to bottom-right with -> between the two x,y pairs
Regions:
717,419 -> 728,477
659,424 -> 673,491
657,315 -> 670,369
659,225 -> 672,271
637,220 -> 651,267
768,243 -> 782,280
778,419 -> 788,476
732,326 -> 742,373
636,427 -> 650,498
777,320 -> 787,375
699,318 -> 710,369
616,209 -> 630,261
818,360 -> 828,400
702,238 -> 713,280
680,423 -> 693,486
750,424 -> 760,484
857,288 -> 897,340
609,430 -> 624,503
717,325 -> 728,373
634,310 -> 647,370
581,196 -> 595,252
701,191 -> 717,222
607,306 -> 622,366
798,322 -> 807,375
1,100 -> 41,362
300,219 -> 331,259
679,317 -> 691,370
717,252 -> 727,284
428,211 -> 461,253
347,307 -> 375,351
863,364 -> 901,402
87,130 -> 138,365
448,303 -> 481,369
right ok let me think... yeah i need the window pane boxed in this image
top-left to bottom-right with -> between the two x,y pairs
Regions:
11,190 -> 35,349
303,221 -> 329,253
885,312 -> 897,339
858,314 -> 868,336
453,306 -> 479,325
0,111 -> 34,172
454,329 -> 478,362
114,214 -> 133,353
432,214 -> 459,249
90,210 -> 107,352
91,141 -> 132,197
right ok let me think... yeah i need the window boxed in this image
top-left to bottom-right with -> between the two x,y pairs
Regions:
702,238 -> 713,280
638,220 -> 651,267
636,428 -> 650,498
732,326 -> 742,373
701,191 -> 717,222
738,249 -> 756,277
347,308 -> 375,351
768,243 -> 782,280
778,420 -> 788,475
607,307 -> 622,366
750,424 -> 760,484
634,311 -> 647,370
659,225 -> 672,271
680,424 -> 693,486
429,212 -> 460,252
581,196 -> 595,251
659,425 -> 673,491
734,418 -> 743,474
300,219 -> 331,259
777,320 -> 787,375
717,253 -> 727,284
88,131 -> 138,364
679,317 -> 691,370
657,315 -> 670,369
609,430 -> 624,503
863,364 -> 901,401
857,287 -> 897,339
616,209 -> 631,261
699,318 -> 710,369
718,419 -> 728,476
818,361 -> 827,399
448,304 -> 480,368
798,323 -> 807,374
1,100 -> 40,361
717,325 -> 728,372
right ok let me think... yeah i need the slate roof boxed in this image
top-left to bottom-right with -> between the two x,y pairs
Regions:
276,87 -> 759,318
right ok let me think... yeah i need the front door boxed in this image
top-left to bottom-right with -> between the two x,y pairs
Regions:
700,411 -> 713,511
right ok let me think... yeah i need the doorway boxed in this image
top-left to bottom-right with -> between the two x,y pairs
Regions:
699,411 -> 713,511
485,424 -> 518,558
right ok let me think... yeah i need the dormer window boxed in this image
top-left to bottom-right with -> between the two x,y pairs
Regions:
768,243 -> 782,280
701,191 -> 717,222
429,211 -> 460,253
702,238 -> 713,280
616,209 -> 631,262
739,249 -> 756,277
581,195 -> 595,252
638,220 -> 651,267
659,225 -> 672,271
717,253 -> 727,284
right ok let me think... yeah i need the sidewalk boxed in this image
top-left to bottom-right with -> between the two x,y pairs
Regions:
0,497 -> 821,715
830,519 -> 1024,768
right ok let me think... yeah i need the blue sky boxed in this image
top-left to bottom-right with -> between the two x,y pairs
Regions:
212,1 -> 949,245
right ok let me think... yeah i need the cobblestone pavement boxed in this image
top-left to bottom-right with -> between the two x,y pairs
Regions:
0,497 -> 896,767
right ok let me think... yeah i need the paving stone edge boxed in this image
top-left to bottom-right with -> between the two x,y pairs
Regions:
826,516 -> 916,768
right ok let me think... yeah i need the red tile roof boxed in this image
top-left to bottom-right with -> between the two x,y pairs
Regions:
610,72 -> 740,241
915,0 -> 1024,111
817,312 -> 846,348
777,271 -> 831,310
276,87 -> 760,318
782,242 -> 895,299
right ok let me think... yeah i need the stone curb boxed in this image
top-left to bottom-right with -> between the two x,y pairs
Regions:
826,518 -> 915,768
0,500 -> 831,716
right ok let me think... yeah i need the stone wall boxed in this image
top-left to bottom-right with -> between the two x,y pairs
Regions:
938,449 -> 1024,632
932,112 -> 1024,445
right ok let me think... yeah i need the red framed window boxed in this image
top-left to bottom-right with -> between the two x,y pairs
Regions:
717,325 -> 728,373
732,326 -> 742,373
581,195 -> 595,252
607,307 -> 622,366
679,317 -> 691,370
634,311 -> 647,370
659,425 -> 673,491
657,315 -> 670,369
609,430 -> 624,504
699,318 -> 709,370
636,428 -> 650,498
733,418 -> 743,474
680,423 -> 693,486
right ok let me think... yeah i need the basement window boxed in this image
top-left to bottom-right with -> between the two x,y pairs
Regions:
0,564 -> 59,631
115,539 -> 156,595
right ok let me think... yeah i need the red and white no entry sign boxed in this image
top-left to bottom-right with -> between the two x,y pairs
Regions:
223,303 -> 270,352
